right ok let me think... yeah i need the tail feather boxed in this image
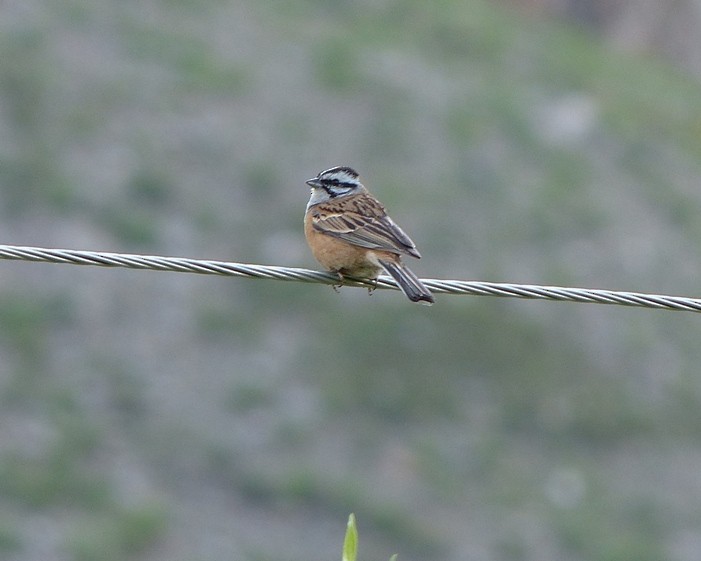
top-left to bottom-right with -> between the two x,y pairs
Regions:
379,259 -> 435,305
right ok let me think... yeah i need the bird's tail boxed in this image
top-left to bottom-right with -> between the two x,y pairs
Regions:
379,259 -> 435,305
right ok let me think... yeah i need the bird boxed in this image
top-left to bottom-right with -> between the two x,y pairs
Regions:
304,166 -> 434,305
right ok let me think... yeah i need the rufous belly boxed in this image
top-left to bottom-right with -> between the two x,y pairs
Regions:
304,217 -> 389,278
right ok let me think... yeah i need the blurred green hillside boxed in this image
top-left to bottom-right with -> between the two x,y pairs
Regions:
2,1 -> 701,561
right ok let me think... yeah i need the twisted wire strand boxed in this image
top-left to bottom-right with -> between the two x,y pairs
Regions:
0,244 -> 699,313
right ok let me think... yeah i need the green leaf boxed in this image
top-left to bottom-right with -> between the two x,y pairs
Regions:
389,555 -> 398,561
342,513 -> 358,561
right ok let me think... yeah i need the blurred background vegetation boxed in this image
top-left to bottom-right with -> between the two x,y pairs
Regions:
2,1 -> 701,560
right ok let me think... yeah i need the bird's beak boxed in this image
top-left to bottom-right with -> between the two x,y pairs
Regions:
306,178 -> 322,189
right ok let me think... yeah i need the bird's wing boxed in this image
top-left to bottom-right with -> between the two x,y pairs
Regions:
310,194 -> 421,258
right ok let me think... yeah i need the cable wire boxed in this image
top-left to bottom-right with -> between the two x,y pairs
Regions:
0,244 -> 699,313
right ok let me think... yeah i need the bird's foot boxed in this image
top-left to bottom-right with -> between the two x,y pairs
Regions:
367,278 -> 378,296
331,271 -> 345,293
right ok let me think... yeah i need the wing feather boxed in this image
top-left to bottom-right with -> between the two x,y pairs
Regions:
310,194 -> 421,258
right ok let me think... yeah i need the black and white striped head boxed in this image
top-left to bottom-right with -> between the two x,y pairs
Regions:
306,166 -> 365,208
